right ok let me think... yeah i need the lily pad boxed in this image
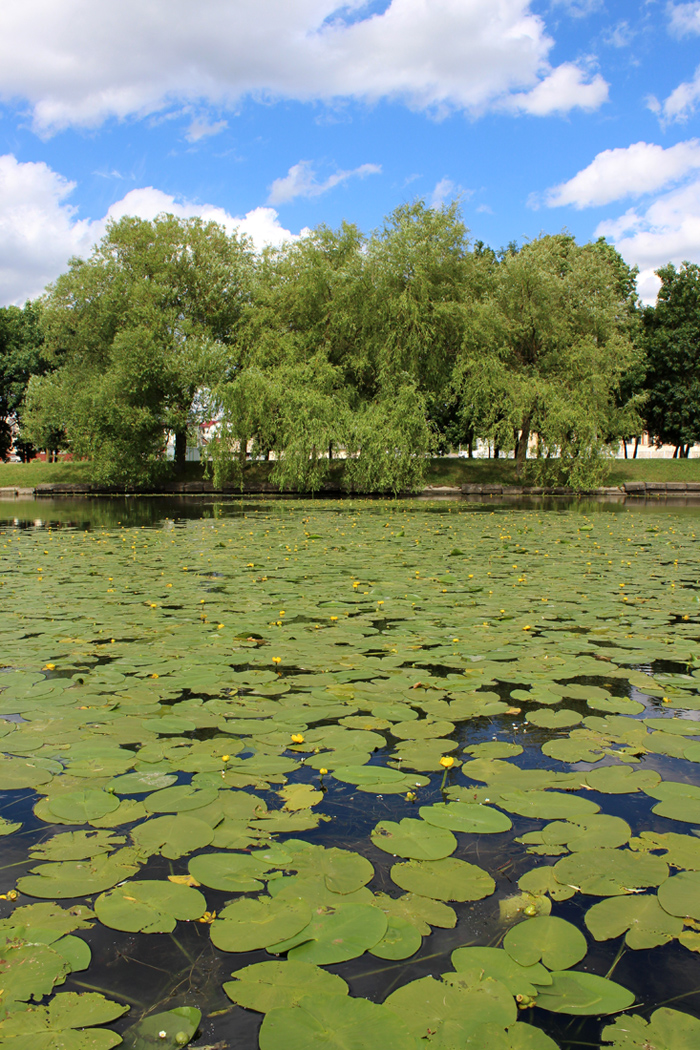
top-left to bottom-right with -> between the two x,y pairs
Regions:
390,858 -> 495,901
535,970 -> 635,1015
0,991 -> 128,1050
280,903 -> 388,964
553,848 -> 669,896
95,880 -> 206,933
451,946 -> 553,998
259,993 -> 411,1050
211,896 -> 312,953
47,789 -> 120,824
503,916 -> 587,971
369,915 -> 422,960
601,1007 -> 700,1048
658,871 -> 700,919
131,815 -> 214,860
121,1006 -> 201,1050
370,818 -> 457,860
188,851 -> 271,892
419,801 -> 512,834
585,894 -> 682,949
224,960 -> 349,1013
18,848 -> 141,899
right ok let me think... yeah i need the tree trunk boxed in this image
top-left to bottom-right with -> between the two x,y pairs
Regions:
328,441 -> 333,461
623,440 -> 628,459
174,430 -> 187,474
494,445 -> 500,459
515,416 -> 531,476
674,445 -> 680,459
240,437 -> 248,465
467,439 -> 472,459
633,436 -> 639,458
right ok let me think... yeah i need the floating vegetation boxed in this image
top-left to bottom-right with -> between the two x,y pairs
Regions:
1,497 -> 700,1047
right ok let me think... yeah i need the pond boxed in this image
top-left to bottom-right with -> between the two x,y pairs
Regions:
2,494 -> 700,1050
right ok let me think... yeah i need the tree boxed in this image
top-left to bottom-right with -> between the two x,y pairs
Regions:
24,214 -> 253,485
454,233 -> 643,486
0,301 -> 47,459
642,262 -> 700,456
208,202 -> 475,493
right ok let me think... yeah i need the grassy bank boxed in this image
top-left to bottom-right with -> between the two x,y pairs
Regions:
3,455 -> 700,490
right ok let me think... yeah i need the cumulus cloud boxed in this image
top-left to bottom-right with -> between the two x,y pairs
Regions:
0,0 -> 608,132
267,160 -> 381,205
596,177 -> 700,303
506,63 -> 608,116
550,0 -> 603,16
668,1 -> 700,37
0,155 -> 302,306
544,140 -> 700,208
651,66 -> 700,123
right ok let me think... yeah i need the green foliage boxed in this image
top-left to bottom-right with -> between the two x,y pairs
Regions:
24,214 -> 253,486
0,300 -> 47,460
643,261 -> 700,451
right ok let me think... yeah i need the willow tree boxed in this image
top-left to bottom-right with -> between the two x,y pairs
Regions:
454,234 -> 643,486
24,214 -> 253,485
209,202 -> 477,493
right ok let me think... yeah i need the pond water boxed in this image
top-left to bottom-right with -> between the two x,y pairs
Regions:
2,495 -> 700,1050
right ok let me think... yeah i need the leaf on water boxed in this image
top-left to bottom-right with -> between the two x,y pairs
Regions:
369,914 -> 422,960
259,993 -> 411,1050
451,946 -> 553,998
211,896 -> 312,953
419,801 -> 512,834
585,893 -> 682,949
553,848 -> 669,897
601,1007 -> 700,1049
535,970 -> 634,1015
371,817 -> 457,860
503,916 -> 587,971
390,857 -> 495,902
224,960 -> 348,1013
0,991 -> 128,1049
95,879 -> 207,933
121,1005 -> 201,1050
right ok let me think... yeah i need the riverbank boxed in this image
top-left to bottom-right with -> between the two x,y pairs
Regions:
4,457 -> 700,497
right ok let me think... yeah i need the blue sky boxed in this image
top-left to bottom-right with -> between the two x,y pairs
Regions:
1,0 -> 700,305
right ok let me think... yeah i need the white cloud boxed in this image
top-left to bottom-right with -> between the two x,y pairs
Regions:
550,0 -> 603,16
506,62 -> 608,116
267,160 -> 381,205
668,1 -> 700,37
652,66 -> 700,123
545,139 -> 700,208
430,178 -> 457,209
596,177 -> 700,303
602,21 -> 635,48
0,0 -> 607,132
185,117 -> 228,143
0,155 -> 302,306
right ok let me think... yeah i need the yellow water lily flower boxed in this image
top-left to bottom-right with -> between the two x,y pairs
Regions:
291,733 -> 305,744
272,656 -> 281,664
439,756 -> 455,769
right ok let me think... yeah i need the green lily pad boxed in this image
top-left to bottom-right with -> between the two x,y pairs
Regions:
584,766 -> 661,794
553,849 -> 669,897
601,1007 -> 700,1048
0,941 -> 71,1003
121,1006 -> 201,1050
390,858 -> 495,901
188,852 -> 271,892
371,892 -> 456,934
451,946 -> 553,998
211,896 -> 312,953
0,757 -> 53,790
142,785 -> 218,813
585,894 -> 682,949
369,915 -> 422,960
223,960 -> 349,1013
17,848 -> 141,899
108,771 -> 178,793
535,970 -> 635,1015
420,801 -> 512,834
259,993 -> 411,1050
29,830 -> 125,862
131,815 -> 214,860
497,791 -> 600,820
280,903 -> 388,964
370,818 -> 457,860
526,709 -> 582,728
503,916 -> 587,970
0,991 -> 128,1050
95,880 -> 206,933
658,871 -> 700,919
47,789 -> 120,824
385,973 -> 516,1038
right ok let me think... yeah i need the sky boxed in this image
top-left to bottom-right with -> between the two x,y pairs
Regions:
1,0 -> 700,306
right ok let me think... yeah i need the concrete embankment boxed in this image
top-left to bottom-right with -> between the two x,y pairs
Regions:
0,480 -> 695,501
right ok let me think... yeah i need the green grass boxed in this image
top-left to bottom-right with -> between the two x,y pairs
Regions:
3,455 -> 700,490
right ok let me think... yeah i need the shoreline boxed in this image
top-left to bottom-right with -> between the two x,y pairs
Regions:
0,479 -> 699,501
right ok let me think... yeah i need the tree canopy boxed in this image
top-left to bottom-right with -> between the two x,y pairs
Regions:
10,203 -> 679,491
